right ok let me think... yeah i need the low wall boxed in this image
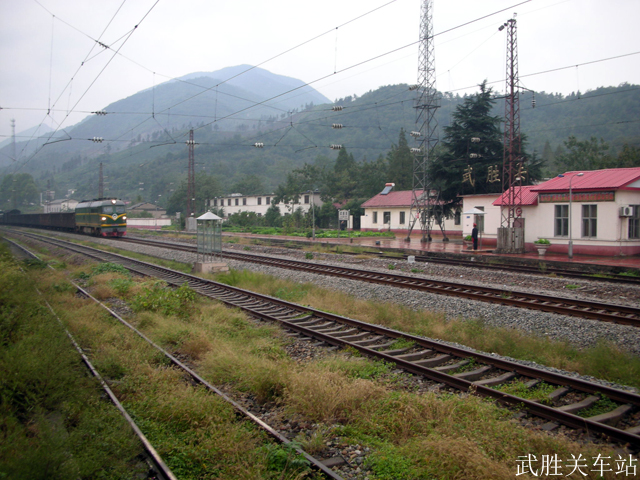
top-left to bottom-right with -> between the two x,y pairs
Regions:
127,218 -> 172,230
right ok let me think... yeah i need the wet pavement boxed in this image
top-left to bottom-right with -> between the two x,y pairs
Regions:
224,232 -> 640,271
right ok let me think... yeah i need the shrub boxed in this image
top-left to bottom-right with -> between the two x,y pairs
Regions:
130,282 -> 196,319
534,238 -> 550,245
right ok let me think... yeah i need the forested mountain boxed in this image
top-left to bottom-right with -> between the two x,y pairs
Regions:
1,67 -> 638,213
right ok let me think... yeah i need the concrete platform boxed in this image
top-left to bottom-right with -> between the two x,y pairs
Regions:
223,232 -> 640,273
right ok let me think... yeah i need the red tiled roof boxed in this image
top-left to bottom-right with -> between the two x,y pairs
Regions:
361,190 -> 424,208
492,185 -> 539,206
532,167 -> 640,192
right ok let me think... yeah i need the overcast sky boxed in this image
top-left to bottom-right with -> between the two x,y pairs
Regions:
1,0 -> 638,141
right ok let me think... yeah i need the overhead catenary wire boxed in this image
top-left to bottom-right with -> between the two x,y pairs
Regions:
6,0 -> 637,177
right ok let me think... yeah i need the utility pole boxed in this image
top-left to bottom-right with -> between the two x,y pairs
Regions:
10,119 -> 16,162
186,129 -> 196,218
406,0 -> 439,243
496,16 -> 526,253
99,162 -> 104,199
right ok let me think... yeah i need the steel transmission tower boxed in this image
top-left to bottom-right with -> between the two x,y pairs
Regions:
406,0 -> 439,243
186,129 -> 196,218
496,16 -> 525,253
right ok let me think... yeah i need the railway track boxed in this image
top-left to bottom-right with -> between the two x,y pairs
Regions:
220,235 -> 640,286
6,238 -> 178,480
7,233 -> 344,480
15,231 -> 640,450
120,236 -> 640,328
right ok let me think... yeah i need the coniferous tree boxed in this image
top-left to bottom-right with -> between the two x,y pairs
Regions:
430,81 -> 504,206
386,128 -> 413,190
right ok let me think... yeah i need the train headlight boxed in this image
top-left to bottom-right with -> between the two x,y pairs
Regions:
101,216 -> 107,221
123,216 -> 127,220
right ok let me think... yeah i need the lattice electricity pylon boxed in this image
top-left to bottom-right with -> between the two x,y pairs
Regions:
186,129 -> 196,218
498,16 -> 525,252
406,0 -> 439,243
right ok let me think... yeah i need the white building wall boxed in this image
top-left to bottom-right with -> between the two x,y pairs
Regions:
462,191 -> 640,254
361,206 -> 462,234
208,192 -> 322,218
44,199 -> 78,213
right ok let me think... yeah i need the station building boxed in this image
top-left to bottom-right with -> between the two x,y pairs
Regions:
361,167 -> 640,256
459,167 -> 640,256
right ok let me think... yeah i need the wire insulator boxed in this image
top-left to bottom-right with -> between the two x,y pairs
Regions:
410,147 -> 422,154
186,140 -> 196,145
91,137 -> 104,143
332,124 -> 343,129
254,142 -> 264,148
330,144 -> 343,150
410,131 -> 421,138
331,106 -> 343,111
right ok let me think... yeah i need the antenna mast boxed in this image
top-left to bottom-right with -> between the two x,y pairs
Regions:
406,0 -> 439,243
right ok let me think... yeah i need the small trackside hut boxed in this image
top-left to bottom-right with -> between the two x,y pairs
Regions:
75,198 -> 127,237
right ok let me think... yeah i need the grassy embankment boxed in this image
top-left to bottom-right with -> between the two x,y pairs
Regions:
2,236 -> 635,479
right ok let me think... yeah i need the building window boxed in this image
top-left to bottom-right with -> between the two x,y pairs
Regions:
235,198 -> 239,206
227,198 -> 231,206
257,197 -> 262,205
373,212 -> 378,224
242,198 -> 246,206
582,204 -> 597,238
304,195 -> 310,204
454,210 -> 461,226
555,204 -> 568,236
383,211 -> 391,224
399,211 -> 405,224
213,199 -> 218,207
629,206 -> 640,239
266,197 -> 270,205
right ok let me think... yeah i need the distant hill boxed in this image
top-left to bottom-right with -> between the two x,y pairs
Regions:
1,68 -> 638,206
0,65 -> 331,166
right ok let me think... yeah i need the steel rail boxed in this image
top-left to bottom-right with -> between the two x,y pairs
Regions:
4,238 -> 178,480
7,233 -> 344,479
120,236 -> 640,327
18,232 -> 640,448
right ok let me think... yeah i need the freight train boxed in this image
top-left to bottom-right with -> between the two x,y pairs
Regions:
0,198 -> 127,237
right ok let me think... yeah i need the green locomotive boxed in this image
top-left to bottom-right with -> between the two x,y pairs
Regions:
75,198 -> 127,237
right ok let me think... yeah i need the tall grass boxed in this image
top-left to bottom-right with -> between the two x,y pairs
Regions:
0,243 -> 146,479
214,268 -> 640,389
14,242 -> 633,480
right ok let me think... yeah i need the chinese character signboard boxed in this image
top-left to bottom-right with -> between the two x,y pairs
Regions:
539,191 -> 615,203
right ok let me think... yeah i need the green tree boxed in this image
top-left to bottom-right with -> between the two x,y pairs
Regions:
264,204 -> 282,227
615,144 -> 640,168
165,173 -> 222,215
356,154 -> 388,199
324,148 -> 358,201
0,173 -> 39,210
231,174 -> 264,195
430,81 -> 504,206
555,136 -> 614,172
386,129 -> 413,190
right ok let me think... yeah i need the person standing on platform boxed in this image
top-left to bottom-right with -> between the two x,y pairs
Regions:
471,223 -> 478,251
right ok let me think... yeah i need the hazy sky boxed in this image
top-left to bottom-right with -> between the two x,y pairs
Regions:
1,0 -> 638,141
